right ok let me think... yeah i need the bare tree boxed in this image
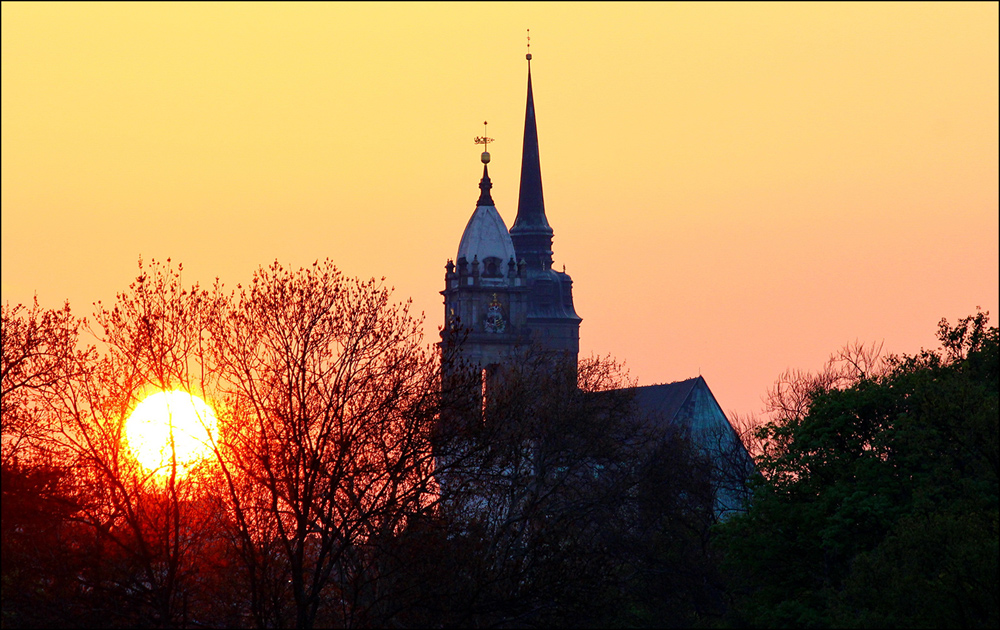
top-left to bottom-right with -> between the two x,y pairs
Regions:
765,339 -> 888,423
42,258 -> 226,627
725,410 -> 767,460
759,340 -> 889,467
1,298 -> 86,466
206,259 -> 443,629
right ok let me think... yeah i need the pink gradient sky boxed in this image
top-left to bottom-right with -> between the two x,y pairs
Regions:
3,3 -> 997,417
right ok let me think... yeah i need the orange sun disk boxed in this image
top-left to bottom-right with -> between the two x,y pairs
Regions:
125,390 -> 218,475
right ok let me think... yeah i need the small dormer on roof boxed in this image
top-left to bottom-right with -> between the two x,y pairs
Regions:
457,135 -> 517,278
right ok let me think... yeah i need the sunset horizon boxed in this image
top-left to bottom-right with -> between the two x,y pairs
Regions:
2,4 -> 998,627
3,2 -> 997,418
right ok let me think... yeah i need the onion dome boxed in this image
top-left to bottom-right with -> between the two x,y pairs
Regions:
457,160 -> 517,271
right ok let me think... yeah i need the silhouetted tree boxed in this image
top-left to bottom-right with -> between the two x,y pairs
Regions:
717,312 -> 999,628
45,258 -> 235,627
1,299 -> 96,628
2,260 -> 736,629
420,351 -> 724,628
205,260 -> 444,629
0,459 -> 92,628
1,298 -> 85,466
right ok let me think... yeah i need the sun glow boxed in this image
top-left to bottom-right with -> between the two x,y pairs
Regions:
124,390 -> 218,475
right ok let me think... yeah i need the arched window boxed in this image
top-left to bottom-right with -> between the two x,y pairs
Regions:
483,257 -> 502,278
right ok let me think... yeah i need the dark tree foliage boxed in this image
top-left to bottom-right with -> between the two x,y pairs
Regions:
1,261 -> 727,629
1,461 -> 89,628
422,352 -> 724,628
717,312 -> 999,629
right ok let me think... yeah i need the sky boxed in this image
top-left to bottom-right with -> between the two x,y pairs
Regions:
3,2 -> 998,418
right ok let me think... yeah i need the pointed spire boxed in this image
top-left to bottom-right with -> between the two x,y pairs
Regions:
514,58 -> 548,228
477,163 -> 494,206
511,47 -> 554,271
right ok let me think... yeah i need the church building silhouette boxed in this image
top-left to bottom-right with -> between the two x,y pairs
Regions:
439,52 -> 751,517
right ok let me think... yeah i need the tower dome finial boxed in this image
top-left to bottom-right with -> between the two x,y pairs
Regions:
526,28 -> 531,61
474,122 -> 496,206
474,120 -> 494,164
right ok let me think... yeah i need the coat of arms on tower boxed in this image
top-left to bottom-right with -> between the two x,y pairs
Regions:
483,293 -> 506,334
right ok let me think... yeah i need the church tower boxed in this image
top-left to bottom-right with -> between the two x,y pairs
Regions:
441,52 -> 580,379
440,142 -> 530,372
438,48 -> 751,520
509,51 -> 581,363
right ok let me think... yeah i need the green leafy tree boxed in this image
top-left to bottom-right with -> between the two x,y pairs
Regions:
718,312 -> 999,628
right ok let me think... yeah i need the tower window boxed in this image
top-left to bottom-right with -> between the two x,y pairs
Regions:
482,257 -> 502,278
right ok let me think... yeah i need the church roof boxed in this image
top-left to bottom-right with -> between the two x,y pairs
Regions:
591,376 -> 720,433
628,377 -> 702,425
624,376 -> 754,518
457,164 -> 516,265
612,376 -> 744,449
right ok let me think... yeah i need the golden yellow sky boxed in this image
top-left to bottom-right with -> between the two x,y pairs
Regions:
3,2 -> 998,416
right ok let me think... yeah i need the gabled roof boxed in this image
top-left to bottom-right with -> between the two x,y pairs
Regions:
626,377 -> 701,425
624,376 -> 754,518
625,376 -> 738,440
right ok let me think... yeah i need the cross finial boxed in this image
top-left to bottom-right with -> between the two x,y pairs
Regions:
474,121 -> 495,163
526,28 -> 531,61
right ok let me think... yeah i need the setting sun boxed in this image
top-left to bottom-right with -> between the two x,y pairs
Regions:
124,390 -> 218,474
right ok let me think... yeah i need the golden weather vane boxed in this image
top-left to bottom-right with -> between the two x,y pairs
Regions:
475,120 -> 495,164
474,120 -> 494,152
